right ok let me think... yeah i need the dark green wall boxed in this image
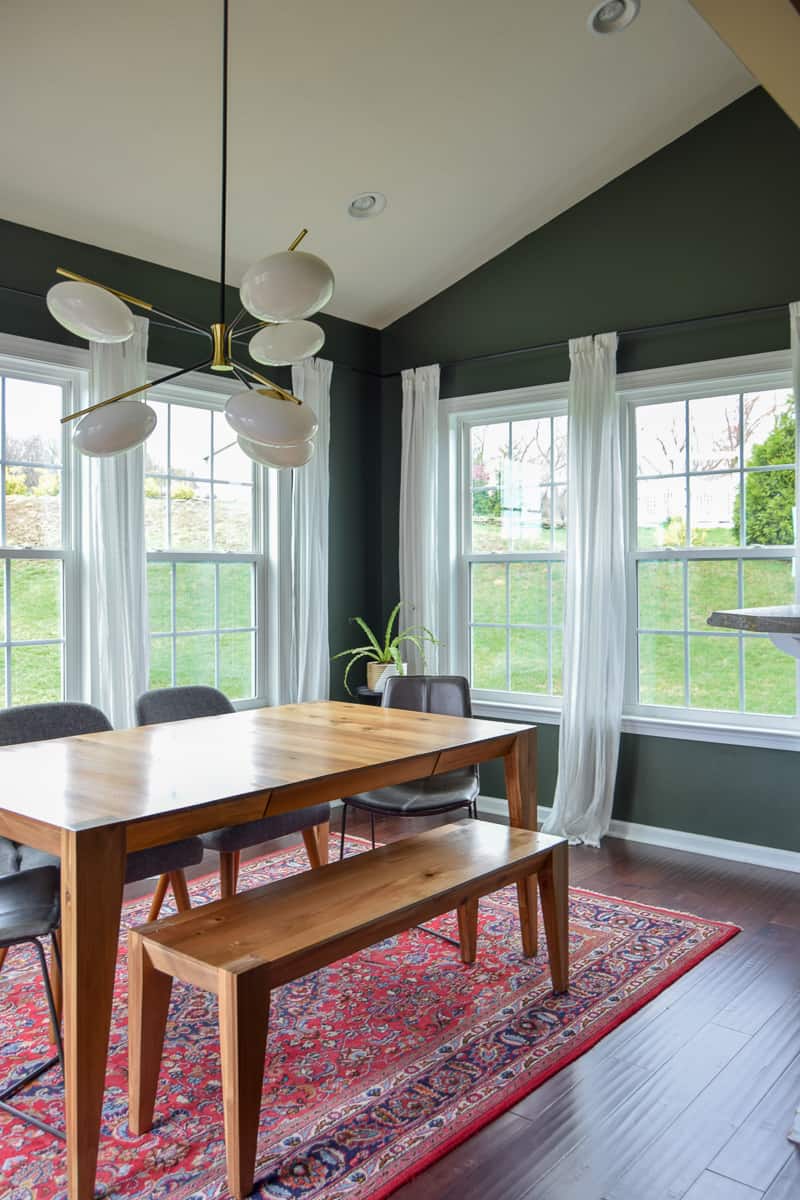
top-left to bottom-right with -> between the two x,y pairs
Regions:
377,88 -> 800,852
0,219 -> 381,700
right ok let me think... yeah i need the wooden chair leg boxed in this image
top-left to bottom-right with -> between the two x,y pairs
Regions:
219,969 -> 271,1200
516,874 -> 539,958
49,929 -> 63,1041
128,931 -> 173,1136
457,896 -> 479,964
169,870 -> 192,913
0,946 -> 8,976
315,820 -> 330,865
147,873 -> 171,922
220,851 -> 240,899
301,828 -> 322,870
538,843 -> 569,992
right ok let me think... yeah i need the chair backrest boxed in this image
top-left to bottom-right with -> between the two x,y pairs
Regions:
135,685 -> 235,727
382,674 -> 473,719
0,702 -> 112,747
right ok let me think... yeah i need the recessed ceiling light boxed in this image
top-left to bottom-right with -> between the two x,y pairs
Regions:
348,192 -> 387,219
588,0 -> 640,35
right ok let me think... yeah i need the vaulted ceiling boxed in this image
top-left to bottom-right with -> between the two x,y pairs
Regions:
0,0 -> 752,328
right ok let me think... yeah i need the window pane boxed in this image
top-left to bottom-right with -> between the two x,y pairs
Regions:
471,423 -> 507,552
10,559 -> 61,640
11,644 -> 61,704
552,416 -> 567,482
689,472 -> 739,547
4,378 -> 62,465
510,628 -> 548,693
220,632 -> 254,699
638,634 -> 684,706
511,419 -> 551,551
638,561 -> 683,631
175,633 -> 216,687
744,389 -> 794,464
175,562 -> 214,631
551,485 -> 567,549
637,478 -> 686,549
0,648 -> 4,705
170,480 -> 211,550
636,401 -> 685,476
688,559 -> 737,632
471,626 -> 506,690
744,469 -> 795,546
551,562 -> 564,626
144,401 -> 169,475
147,563 -> 172,634
689,637 -> 738,710
689,394 -> 739,472
0,564 -> 4,641
743,559 -> 794,608
170,405 -> 211,479
214,483 -> 253,552
144,477 -> 167,551
509,563 -> 548,625
744,636 -> 795,716
5,468 -> 62,548
219,563 -> 253,629
149,637 -> 172,689
471,563 -> 505,624
213,412 -> 252,483
552,629 -> 563,695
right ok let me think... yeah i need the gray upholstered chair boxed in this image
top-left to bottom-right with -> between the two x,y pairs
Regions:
339,675 -> 479,858
135,686 -> 331,895
0,702 -> 204,986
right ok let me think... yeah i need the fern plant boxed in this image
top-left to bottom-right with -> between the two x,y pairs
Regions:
332,602 -> 438,695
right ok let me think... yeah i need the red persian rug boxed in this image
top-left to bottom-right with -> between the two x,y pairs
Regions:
0,836 -> 738,1200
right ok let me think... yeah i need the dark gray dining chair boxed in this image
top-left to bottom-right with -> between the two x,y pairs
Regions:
0,702 -> 204,986
135,686 -> 331,896
339,675 -> 479,859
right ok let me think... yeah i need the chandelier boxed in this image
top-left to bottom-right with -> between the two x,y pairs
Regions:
45,0 -> 334,468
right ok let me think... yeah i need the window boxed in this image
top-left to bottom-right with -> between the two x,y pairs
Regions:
457,402 -> 567,703
630,383 -> 797,723
0,367 -> 75,707
145,390 -> 263,702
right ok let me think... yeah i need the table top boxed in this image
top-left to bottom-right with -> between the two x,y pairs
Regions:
0,700 -> 530,836
707,605 -> 800,633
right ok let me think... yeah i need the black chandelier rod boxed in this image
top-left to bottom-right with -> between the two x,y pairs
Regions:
219,0 -> 230,327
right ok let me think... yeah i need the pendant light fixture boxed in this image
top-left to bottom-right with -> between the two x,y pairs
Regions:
46,0 -> 334,460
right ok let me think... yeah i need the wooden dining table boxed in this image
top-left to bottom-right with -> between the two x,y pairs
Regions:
0,700 -> 537,1200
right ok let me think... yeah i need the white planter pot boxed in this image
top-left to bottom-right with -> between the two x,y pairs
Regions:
367,661 -> 406,692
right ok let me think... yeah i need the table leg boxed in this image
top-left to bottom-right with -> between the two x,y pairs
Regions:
61,824 -> 126,1200
504,728 -> 538,955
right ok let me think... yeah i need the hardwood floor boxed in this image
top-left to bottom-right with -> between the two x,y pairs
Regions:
126,808 -> 800,1200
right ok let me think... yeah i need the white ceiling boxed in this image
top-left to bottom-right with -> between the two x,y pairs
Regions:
0,0 -> 752,329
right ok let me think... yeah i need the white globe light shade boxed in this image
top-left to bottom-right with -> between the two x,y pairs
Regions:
238,434 -> 316,469
225,388 -> 318,447
46,281 -> 135,343
240,251 -> 334,322
248,320 -> 325,367
72,401 -> 157,457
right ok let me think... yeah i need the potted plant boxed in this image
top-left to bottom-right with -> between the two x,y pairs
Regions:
333,602 -> 439,695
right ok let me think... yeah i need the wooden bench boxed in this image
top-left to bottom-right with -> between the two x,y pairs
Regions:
128,819 -> 569,1199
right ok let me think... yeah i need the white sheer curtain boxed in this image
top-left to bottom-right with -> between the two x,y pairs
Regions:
84,317 -> 150,728
290,357 -> 333,701
544,333 -> 625,847
791,301 -> 800,425
400,364 -> 440,672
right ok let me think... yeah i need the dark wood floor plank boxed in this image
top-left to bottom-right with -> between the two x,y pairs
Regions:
762,1151 -> 800,1200
605,993 -> 800,1200
682,1171 -> 763,1200
710,1053 -> 800,1190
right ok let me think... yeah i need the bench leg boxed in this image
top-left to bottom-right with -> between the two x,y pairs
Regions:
220,851 -> 241,899
169,870 -> 192,913
315,820 -> 330,865
219,969 -> 271,1200
128,932 -> 173,1136
538,843 -> 569,993
516,877 -> 539,958
147,873 -> 170,922
301,827 -> 323,870
457,897 -> 479,964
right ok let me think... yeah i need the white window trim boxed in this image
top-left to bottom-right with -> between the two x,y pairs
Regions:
440,350 -> 800,752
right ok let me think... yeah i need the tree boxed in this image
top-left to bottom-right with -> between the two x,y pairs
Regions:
733,401 -> 796,544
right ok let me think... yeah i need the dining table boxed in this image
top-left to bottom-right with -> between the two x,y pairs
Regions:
0,699 -> 537,1200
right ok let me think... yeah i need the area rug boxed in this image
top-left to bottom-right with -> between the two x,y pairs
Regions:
0,836 -> 739,1200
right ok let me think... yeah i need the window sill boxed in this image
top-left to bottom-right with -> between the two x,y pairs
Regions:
472,699 -> 800,751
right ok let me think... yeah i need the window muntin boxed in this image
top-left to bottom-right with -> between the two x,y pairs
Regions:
631,386 -> 797,721
0,372 -> 68,706
466,411 -> 566,700
146,396 -> 260,701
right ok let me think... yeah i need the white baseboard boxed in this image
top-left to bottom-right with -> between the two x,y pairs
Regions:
476,795 -> 800,875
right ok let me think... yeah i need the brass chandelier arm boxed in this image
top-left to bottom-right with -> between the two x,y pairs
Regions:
56,268 -> 212,339
288,228 -> 308,251
60,357 -> 213,424
229,358 -> 302,405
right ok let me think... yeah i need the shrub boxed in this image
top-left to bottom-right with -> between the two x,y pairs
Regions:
733,403 -> 796,545
5,468 -> 28,495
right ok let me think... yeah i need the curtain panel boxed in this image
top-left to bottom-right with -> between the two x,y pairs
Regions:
544,332 -> 625,847
399,364 -> 440,672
